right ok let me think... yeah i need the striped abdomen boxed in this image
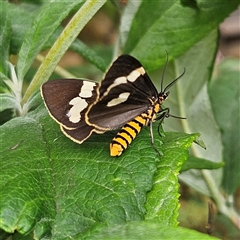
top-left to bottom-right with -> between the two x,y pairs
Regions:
110,113 -> 150,156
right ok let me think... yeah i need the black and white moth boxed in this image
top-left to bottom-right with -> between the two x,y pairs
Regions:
41,55 -> 185,156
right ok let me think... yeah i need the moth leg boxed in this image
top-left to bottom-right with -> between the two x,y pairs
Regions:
156,108 -> 170,137
149,121 -> 162,157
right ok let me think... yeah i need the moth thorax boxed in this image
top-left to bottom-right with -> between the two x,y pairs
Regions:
145,107 -> 157,124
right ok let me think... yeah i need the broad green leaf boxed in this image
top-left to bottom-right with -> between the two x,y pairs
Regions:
181,156 -> 224,172
0,116 -> 55,236
88,222 -> 219,240
0,104 -> 195,238
209,59 -> 240,195
16,1 -> 85,82
124,0 -> 239,70
0,1 -> 11,76
145,132 -> 198,225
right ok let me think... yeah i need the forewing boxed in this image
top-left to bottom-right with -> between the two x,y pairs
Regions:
99,55 -> 158,98
87,55 -> 158,130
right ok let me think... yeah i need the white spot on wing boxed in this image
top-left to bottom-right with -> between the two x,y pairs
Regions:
115,76 -> 127,84
102,67 -> 145,97
107,92 -> 131,107
79,81 -> 95,98
127,70 -> 140,82
103,76 -> 127,97
127,67 -> 145,82
67,97 -> 88,123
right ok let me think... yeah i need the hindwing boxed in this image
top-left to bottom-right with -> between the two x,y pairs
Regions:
41,79 -> 100,143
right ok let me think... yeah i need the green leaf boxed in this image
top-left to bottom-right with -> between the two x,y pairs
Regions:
180,0 -> 199,10
88,222 -> 219,240
70,40 -> 109,72
148,30 -> 219,134
24,91 -> 43,113
0,104 -> 195,238
21,0 -> 106,105
16,1 -> 85,82
0,116 -> 55,236
0,71 -> 11,92
124,0 -> 239,70
5,2 -> 39,55
193,136 -> 206,150
0,1 -> 11,76
209,59 -> 240,195
119,1 -> 141,49
158,30 -> 223,198
145,132 -> 198,225
181,155 -> 224,172
0,93 -> 21,112
4,1 -> 107,74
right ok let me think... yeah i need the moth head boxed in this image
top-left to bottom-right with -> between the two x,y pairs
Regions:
158,91 -> 169,103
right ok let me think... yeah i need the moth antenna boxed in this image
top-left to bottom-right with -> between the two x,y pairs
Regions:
161,50 -> 169,92
163,68 -> 186,93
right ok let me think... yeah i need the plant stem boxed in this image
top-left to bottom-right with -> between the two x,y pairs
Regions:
201,169 -> 240,229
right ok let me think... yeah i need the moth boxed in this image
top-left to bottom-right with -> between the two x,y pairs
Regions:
41,55 -> 185,156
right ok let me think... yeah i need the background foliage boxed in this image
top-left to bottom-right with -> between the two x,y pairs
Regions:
0,0 -> 239,239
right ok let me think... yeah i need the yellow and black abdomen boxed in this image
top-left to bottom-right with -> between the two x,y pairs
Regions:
110,114 -> 149,156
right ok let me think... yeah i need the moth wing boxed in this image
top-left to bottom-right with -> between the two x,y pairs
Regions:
99,55 -> 158,98
41,79 -> 98,129
87,55 -> 158,130
60,124 -> 104,144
